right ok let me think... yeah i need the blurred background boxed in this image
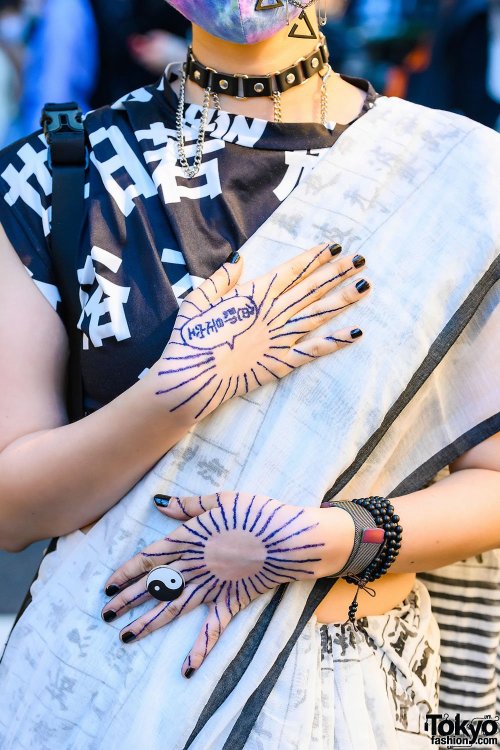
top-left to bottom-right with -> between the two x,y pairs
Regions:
1,0 -> 499,652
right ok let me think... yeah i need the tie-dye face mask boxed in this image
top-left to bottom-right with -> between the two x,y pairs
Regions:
166,0 -> 304,44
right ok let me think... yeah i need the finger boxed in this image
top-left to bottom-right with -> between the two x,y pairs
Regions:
101,573 -> 151,622
118,573 -> 213,644
184,250 -> 244,308
181,602 -> 233,678
269,276 -> 371,340
263,253 -> 367,329
285,326 -> 364,367
153,491 -> 237,520
256,241 -> 343,301
103,534 -> 188,594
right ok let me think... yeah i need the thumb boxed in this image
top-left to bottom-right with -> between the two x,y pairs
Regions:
188,250 -> 243,306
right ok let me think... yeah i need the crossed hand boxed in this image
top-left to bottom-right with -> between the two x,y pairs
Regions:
101,491 -> 350,677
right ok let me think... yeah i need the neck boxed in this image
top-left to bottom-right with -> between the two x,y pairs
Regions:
191,13 -> 322,75
172,11 -> 367,125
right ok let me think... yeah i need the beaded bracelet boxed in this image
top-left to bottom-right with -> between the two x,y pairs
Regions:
321,496 -> 403,629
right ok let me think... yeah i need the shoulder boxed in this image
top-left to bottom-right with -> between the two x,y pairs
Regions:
375,95 -> 498,145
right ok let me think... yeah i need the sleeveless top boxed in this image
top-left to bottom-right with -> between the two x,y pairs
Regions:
0,66 -> 378,414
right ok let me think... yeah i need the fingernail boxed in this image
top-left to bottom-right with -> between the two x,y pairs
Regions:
328,243 -> 342,256
355,279 -> 370,293
121,631 -> 136,643
352,255 -> 365,268
154,494 -> 171,508
351,328 -> 363,339
225,250 -> 240,264
185,667 -> 195,678
105,584 -> 120,596
102,610 -> 117,623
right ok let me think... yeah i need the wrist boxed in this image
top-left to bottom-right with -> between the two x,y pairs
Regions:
126,363 -> 196,441
313,506 -> 356,579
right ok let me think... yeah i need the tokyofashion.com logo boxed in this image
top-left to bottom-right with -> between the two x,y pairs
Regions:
425,713 -> 499,746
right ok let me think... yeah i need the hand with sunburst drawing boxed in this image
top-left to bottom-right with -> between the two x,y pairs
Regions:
149,241 -> 370,423
101,491 -> 354,677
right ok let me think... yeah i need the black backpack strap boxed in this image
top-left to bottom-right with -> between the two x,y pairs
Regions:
41,101 -> 88,423
1,104 -> 88,658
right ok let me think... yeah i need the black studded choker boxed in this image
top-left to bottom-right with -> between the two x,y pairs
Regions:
184,34 -> 329,100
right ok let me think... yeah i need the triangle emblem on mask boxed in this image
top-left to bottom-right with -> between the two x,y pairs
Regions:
255,0 -> 284,9
288,10 -> 317,39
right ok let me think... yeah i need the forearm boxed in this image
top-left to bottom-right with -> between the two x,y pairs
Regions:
0,367 -> 194,552
388,468 -> 500,573
320,468 -> 500,579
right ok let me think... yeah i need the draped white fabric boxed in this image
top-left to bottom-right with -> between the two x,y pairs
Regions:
0,95 -> 498,749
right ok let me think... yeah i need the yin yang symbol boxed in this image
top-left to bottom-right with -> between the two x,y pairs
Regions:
146,566 -> 185,601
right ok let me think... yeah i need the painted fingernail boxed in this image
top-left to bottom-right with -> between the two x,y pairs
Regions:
328,242 -> 342,256
102,610 -> 117,623
154,494 -> 171,508
225,250 -> 240,264
355,279 -> 370,293
351,328 -> 363,338
352,254 -> 365,268
185,667 -> 195,678
105,584 -> 120,596
121,631 -> 136,643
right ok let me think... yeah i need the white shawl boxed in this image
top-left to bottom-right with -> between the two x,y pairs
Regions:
0,95 -> 499,750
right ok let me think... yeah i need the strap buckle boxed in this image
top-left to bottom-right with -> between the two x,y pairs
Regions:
41,102 -> 89,170
41,102 -> 84,139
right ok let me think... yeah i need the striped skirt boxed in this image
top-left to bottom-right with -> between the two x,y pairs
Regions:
246,577 -> 441,749
418,548 -> 500,719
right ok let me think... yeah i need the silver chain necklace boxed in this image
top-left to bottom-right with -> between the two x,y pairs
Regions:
176,61 -> 333,180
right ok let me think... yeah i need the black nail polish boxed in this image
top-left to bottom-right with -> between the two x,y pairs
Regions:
352,255 -> 365,268
351,328 -> 363,339
105,584 -> 120,596
225,250 -> 240,264
328,243 -> 342,256
121,631 -> 136,643
185,667 -> 195,678
102,610 -> 117,623
355,279 -> 370,293
154,494 -> 171,507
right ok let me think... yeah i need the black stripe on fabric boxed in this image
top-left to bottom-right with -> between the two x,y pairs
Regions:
439,673 -> 495,687
181,584 -> 287,749
433,624 -> 497,640
430,605 -> 500,623
439,639 -> 497,655
185,256 -> 499,748
412,590 -> 498,607
390,413 -> 500,498
417,573 -> 500,591
220,578 -> 341,750
439,698 -> 493,712
323,255 -> 499,503
437,683 -> 496,698
444,655 -> 495,671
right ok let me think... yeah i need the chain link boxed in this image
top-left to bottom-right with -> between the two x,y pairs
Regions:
288,0 -> 318,8
176,67 -> 213,179
319,63 -> 332,128
272,91 -> 283,123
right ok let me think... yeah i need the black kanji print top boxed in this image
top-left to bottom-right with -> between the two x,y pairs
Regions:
0,67 -> 378,415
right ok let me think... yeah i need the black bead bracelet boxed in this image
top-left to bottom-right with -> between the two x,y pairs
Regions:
322,495 -> 403,629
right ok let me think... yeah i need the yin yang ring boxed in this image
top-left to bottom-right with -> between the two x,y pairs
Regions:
146,566 -> 186,602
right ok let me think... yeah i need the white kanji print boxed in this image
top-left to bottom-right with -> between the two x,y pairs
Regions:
89,125 -> 157,217
1,136 -> 52,236
136,121 -> 224,204
78,245 -> 131,349
273,148 -> 329,202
